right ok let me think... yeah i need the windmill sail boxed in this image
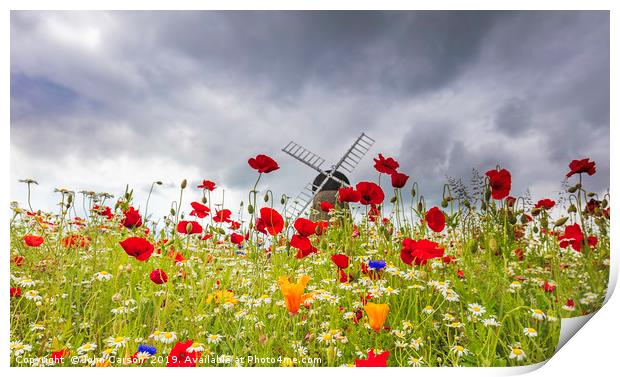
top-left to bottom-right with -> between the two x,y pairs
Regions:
282,141 -> 326,172
283,133 -> 375,220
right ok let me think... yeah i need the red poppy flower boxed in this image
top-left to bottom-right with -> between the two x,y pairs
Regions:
166,340 -> 201,367
442,255 -> 456,264
425,207 -> 446,232
189,202 -> 210,218
355,349 -> 390,367
586,199 -> 600,214
315,221 -> 329,235
197,180 -> 216,191
368,205 -> 380,222
294,218 -> 316,238
94,205 -> 114,219
373,153 -> 399,175
541,280 -> 556,293
213,209 -> 232,223
10,287 -> 21,298
400,238 -> 444,266
62,234 -> 91,248
356,182 -> 385,205
566,158 -> 596,178
121,206 -> 143,229
296,245 -> 317,259
505,196 -> 516,207
390,172 -> 409,188
12,256 -> 24,266
320,201 -> 334,212
119,237 -> 154,261
248,154 -> 280,173
50,349 -> 70,363
558,224 -> 584,251
256,208 -> 284,236
331,254 -> 349,269
177,220 -> 203,235
202,233 -> 213,241
485,169 -> 512,200
337,269 -> 350,283
23,234 -> 44,247
338,187 -> 361,203
514,248 -> 524,261
534,199 -> 556,210
587,236 -> 598,248
228,221 -> 241,230
230,232 -> 245,245
290,234 -> 312,251
150,269 -> 168,284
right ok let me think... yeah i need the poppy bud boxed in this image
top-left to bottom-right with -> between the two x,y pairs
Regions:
509,215 -> 517,225
554,217 -> 569,227
463,200 -> 471,208
201,196 -> 207,204
185,222 -> 193,233
488,238 -> 498,254
281,195 -> 286,205
156,181 -> 163,185
587,192 -> 596,197
390,195 -> 397,204
170,208 -> 176,216
67,195 -> 73,204
248,204 -> 254,214
531,208 -> 541,216
264,193 -> 270,202
441,199 -> 448,208
181,179 -> 187,189
411,187 -> 416,197
417,202 -> 423,212
481,202 -> 487,211
601,199 -> 608,208
485,189 -> 491,201
533,226 -> 539,233
567,186 -> 578,193
568,204 -> 577,213
540,217 -> 548,229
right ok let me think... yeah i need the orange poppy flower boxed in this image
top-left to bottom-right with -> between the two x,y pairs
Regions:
364,302 -> 389,331
278,275 -> 311,315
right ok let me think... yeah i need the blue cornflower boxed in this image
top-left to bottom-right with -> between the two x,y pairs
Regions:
137,344 -> 157,355
368,260 -> 387,270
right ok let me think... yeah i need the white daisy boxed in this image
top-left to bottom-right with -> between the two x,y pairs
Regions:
531,309 -> 545,321
408,355 -> 424,366
10,341 -> 33,356
159,331 -> 177,344
509,347 -> 526,361
523,327 -> 538,337
468,303 -> 486,316
450,345 -> 469,357
105,336 -> 128,347
77,342 -> 97,354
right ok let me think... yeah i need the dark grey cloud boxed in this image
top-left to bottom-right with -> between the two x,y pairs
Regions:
10,10 -> 609,218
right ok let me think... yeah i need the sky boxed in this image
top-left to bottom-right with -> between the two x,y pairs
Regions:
10,10 -> 610,221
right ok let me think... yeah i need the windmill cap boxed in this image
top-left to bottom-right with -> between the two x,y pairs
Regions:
312,170 -> 350,192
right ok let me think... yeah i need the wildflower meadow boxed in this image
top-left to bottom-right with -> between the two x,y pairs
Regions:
9,154 -> 610,367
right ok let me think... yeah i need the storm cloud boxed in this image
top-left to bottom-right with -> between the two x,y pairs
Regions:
10,10 -> 610,219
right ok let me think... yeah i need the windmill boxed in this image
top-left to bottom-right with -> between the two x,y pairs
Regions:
281,133 -> 375,220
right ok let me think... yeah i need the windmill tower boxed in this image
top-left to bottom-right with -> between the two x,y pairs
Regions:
281,133 -> 375,220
